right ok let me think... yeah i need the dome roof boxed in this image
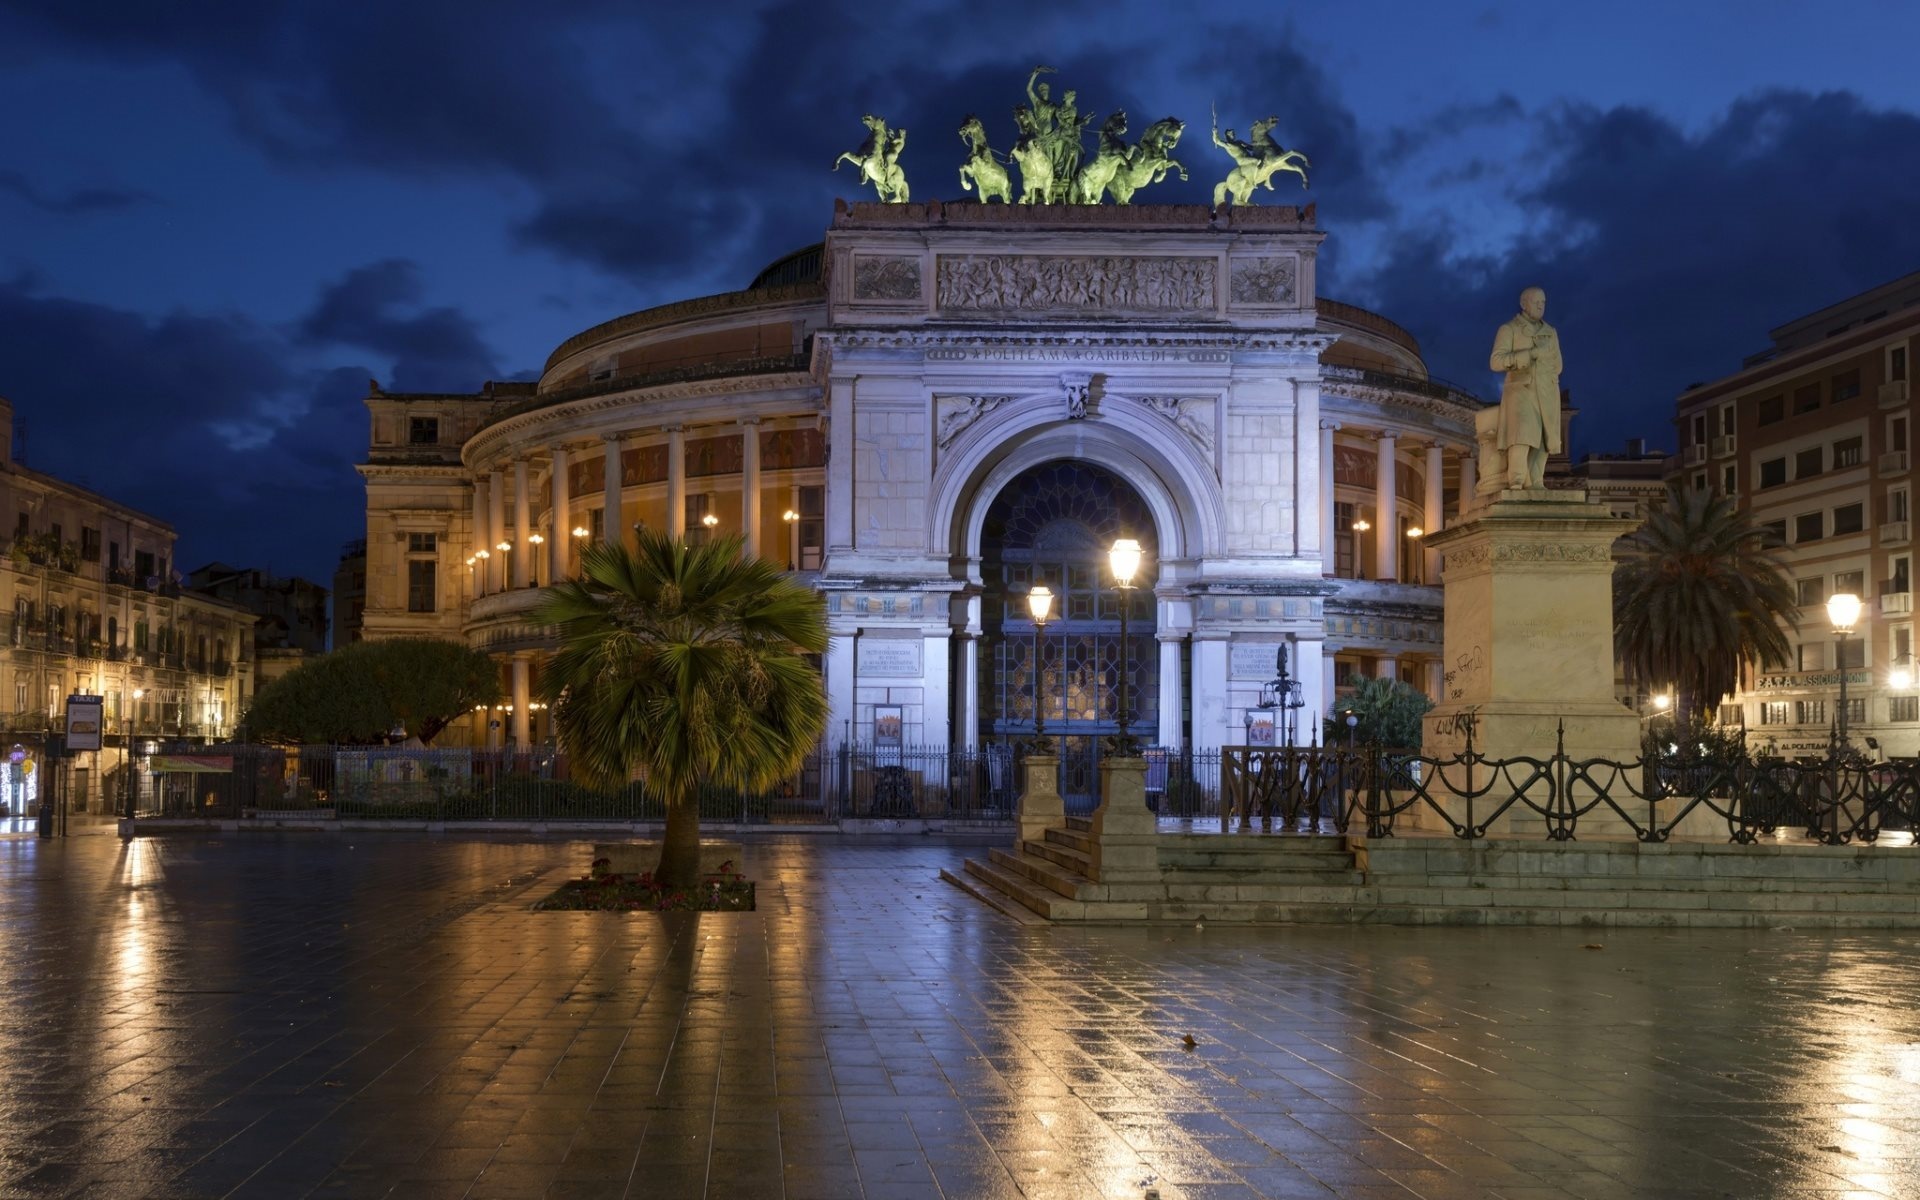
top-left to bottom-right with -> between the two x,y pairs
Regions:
750,243 -> 824,289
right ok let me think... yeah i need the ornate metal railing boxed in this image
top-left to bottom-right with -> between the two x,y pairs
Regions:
1225,727 -> 1920,845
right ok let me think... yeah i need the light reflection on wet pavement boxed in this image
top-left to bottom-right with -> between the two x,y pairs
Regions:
2,832 -> 1918,1198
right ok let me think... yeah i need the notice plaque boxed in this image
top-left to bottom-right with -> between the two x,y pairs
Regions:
1229,643 -> 1283,680
857,638 -> 922,678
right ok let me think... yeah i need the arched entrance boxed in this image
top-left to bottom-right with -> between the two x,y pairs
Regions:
979,461 -> 1162,807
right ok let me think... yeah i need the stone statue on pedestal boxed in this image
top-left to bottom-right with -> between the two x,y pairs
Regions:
1210,109 -> 1310,206
1488,286 -> 1562,490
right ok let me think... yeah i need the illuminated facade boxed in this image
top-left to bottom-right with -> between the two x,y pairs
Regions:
0,398 -> 256,812
357,204 -> 1488,751
1674,270 -> 1920,758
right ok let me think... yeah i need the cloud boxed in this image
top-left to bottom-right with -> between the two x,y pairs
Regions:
0,170 -> 152,214
1353,89 -> 1920,453
300,259 -> 499,392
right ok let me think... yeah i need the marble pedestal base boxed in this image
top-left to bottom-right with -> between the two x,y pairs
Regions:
1016,754 -> 1062,845
1088,757 -> 1157,882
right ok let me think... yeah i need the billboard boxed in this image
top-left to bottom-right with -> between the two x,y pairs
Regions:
64,694 -> 104,752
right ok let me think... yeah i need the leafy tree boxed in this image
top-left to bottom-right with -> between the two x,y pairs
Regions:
245,639 -> 501,745
1326,674 -> 1433,749
537,532 -> 827,889
1614,487 -> 1798,726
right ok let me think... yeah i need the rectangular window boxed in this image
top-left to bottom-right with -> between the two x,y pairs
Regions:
80,527 -> 101,562
1838,639 -> 1866,669
407,560 -> 437,613
1758,395 -> 1784,425
1893,696 -> 1919,722
588,507 -> 604,542
1843,697 -> 1867,726
1892,345 -> 1909,384
1722,464 -> 1737,494
406,532 -> 438,554
13,512 -> 25,540
1794,512 -> 1823,542
1760,457 -> 1786,488
134,550 -> 154,581
1690,413 -> 1707,445
1334,501 -> 1356,578
1761,519 -> 1787,547
1833,503 -> 1865,535
1894,415 -> 1911,452
1794,383 -> 1822,414
1692,471 -> 1708,492
1796,699 -> 1827,725
798,485 -> 825,572
1834,437 -> 1863,468
1798,642 -> 1826,671
1832,369 -> 1862,402
1835,570 -> 1865,596
1896,555 -> 1913,593
1760,700 -> 1788,726
1719,404 -> 1736,437
1891,489 -> 1911,523
408,417 -> 440,445
1795,447 -> 1823,478
685,494 -> 712,546
1796,578 -> 1826,607
1717,703 -> 1744,726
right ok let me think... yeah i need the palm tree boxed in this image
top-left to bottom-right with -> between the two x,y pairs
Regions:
1614,486 -> 1798,727
537,531 -> 827,888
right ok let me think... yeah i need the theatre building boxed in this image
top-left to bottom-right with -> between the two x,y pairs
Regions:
356,203 -> 1491,760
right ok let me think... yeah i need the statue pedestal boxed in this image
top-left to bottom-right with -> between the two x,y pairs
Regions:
1016,753 -> 1063,844
1088,756 -> 1157,883
1424,490 -> 1641,837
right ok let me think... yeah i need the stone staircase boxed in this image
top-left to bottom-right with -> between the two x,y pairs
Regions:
942,817 -> 1920,927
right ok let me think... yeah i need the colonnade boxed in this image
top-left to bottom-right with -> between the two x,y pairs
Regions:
1316,422 -> 1475,584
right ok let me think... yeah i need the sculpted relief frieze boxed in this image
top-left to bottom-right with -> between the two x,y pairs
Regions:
851,256 -> 922,301
1444,542 -> 1614,573
1131,394 -> 1215,455
1228,256 -> 1297,305
935,254 -> 1216,314
935,394 -> 1015,447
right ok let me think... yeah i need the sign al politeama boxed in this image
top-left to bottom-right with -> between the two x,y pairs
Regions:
835,65 -> 1309,208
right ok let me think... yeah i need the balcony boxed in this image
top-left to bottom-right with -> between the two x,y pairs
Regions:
1880,380 -> 1910,409
1682,444 -> 1707,468
1881,521 -> 1910,547
1710,434 -> 1736,459
1883,591 -> 1914,616
1879,450 -> 1910,476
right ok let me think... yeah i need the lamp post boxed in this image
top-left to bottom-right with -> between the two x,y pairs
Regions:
1027,583 -> 1054,754
1108,538 -> 1144,756
1828,592 -> 1862,748
124,687 -> 143,820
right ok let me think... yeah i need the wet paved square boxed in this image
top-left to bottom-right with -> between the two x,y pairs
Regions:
3,830 -> 1919,1198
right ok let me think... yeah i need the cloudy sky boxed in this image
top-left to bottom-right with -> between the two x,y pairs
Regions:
4,1 -> 1920,582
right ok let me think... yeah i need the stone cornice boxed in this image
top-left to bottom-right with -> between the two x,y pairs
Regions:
820,329 -> 1336,357
463,374 -> 819,467
543,284 -> 824,375
1321,380 -> 1483,425
357,464 -> 473,481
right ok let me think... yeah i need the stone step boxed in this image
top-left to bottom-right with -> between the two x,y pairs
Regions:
1161,851 -> 1359,873
1045,826 -> 1092,854
1024,836 -> 1091,874
937,867 -> 1048,925
1065,815 -> 1092,832
989,847 -> 1088,898
960,857 -> 1084,920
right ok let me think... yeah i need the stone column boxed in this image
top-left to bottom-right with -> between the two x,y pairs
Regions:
1424,442 -> 1446,584
601,434 -> 623,547
666,425 -> 686,539
958,632 -> 980,752
512,458 -> 531,588
1320,422 -> 1338,577
1374,432 -> 1397,582
1377,657 -> 1399,682
549,445 -> 570,582
740,419 -> 761,558
487,467 -> 507,593
1323,644 -> 1339,718
1157,634 -> 1183,750
1458,445 -> 1477,518
510,655 -> 531,747
921,629 -> 951,746
826,379 -> 854,555
825,632 -> 856,758
471,477 -> 489,598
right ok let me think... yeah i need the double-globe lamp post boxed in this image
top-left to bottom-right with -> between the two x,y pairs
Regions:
1828,591 -> 1862,747
1109,538 -> 1143,757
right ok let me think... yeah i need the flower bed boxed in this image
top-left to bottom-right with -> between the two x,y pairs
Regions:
532,857 -> 755,912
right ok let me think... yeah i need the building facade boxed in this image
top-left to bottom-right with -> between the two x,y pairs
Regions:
357,203 -> 1490,754
1673,270 -> 1920,758
0,399 -> 256,813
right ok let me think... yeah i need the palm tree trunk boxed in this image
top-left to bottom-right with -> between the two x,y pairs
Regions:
656,794 -> 702,890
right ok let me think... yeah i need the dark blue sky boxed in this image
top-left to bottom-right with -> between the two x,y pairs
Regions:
5,2 -> 1920,583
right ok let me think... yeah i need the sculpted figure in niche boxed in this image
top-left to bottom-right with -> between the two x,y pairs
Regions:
1488,286 -> 1563,490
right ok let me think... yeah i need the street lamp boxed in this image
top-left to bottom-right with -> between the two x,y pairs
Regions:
1893,656 -> 1914,692
124,687 -> 144,820
1027,582 -> 1054,754
1652,693 -> 1672,711
1108,538 -> 1144,756
701,513 -> 719,528
1828,592 -> 1862,746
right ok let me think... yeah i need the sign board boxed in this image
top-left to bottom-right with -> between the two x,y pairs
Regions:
857,638 -> 922,678
1244,710 -> 1277,746
64,694 -> 104,752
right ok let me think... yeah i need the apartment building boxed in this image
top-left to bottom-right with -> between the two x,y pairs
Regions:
1674,271 -> 1920,758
